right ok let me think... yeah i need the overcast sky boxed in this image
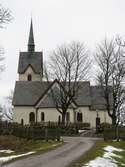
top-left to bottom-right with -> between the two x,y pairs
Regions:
0,0 -> 125,103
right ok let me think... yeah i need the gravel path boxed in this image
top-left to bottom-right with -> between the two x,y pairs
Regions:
2,137 -> 98,167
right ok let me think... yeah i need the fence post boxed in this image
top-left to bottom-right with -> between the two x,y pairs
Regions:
56,128 -> 60,141
45,128 -> 48,142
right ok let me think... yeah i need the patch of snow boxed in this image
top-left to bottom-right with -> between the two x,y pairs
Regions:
83,145 -> 124,167
78,130 -> 86,133
104,146 -> 123,152
0,151 -> 35,163
0,150 -> 14,154
104,152 -> 122,159
103,146 -> 123,159
113,139 -> 121,142
83,157 -> 118,167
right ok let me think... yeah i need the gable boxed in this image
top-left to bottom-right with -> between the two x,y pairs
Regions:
35,81 -> 86,108
35,91 -> 57,108
18,52 -> 43,74
35,80 -> 61,108
23,64 -> 36,74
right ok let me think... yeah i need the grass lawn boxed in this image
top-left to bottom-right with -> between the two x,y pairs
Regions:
69,140 -> 125,167
0,135 -> 63,157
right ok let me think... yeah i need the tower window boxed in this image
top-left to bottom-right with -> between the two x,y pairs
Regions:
28,74 -> 32,81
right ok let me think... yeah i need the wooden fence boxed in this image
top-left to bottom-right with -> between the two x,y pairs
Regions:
0,121 -> 91,139
0,122 -> 60,141
104,127 -> 125,141
12,126 -> 60,141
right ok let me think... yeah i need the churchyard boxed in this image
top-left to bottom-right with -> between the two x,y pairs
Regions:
0,120 -> 125,166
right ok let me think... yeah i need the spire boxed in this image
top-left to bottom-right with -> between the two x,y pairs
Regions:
28,19 -> 35,52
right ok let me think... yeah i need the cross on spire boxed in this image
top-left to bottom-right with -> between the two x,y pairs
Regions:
28,19 -> 35,52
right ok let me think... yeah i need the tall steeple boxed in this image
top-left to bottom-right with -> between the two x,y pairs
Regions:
28,19 -> 35,52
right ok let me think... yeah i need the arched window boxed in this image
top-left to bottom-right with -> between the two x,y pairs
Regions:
77,112 -> 83,122
29,112 -> 35,123
66,112 -> 70,122
21,119 -> 24,125
41,112 -> 45,121
28,74 -> 32,81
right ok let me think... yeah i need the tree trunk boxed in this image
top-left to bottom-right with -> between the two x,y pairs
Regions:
116,125 -> 119,142
62,112 -> 66,125
112,115 -> 116,126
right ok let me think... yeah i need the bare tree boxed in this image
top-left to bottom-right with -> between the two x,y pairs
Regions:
95,38 -> 125,126
0,4 -> 12,28
3,90 -> 13,121
0,4 -> 12,73
0,4 -> 12,121
44,41 -> 91,123
0,105 -> 3,122
0,47 -> 5,73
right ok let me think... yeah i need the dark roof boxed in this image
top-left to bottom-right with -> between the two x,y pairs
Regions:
90,86 -> 106,110
36,81 -> 91,108
18,52 -> 43,74
90,86 -> 113,110
12,81 -> 52,106
13,81 -> 112,110
75,82 -> 91,106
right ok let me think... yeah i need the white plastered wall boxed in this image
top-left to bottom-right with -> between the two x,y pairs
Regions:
13,107 -> 75,124
38,108 -> 61,122
13,107 -> 36,124
19,66 -> 41,81
78,107 -> 112,127
37,108 -> 74,122
13,106 -> 112,127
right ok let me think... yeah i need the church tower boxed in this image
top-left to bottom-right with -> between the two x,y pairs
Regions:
18,20 -> 43,81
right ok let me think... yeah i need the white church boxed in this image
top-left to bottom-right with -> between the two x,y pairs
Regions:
12,21 -> 111,127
